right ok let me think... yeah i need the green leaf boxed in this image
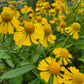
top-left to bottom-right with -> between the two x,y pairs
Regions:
9,75 -> 23,84
30,54 -> 39,64
0,52 -> 4,59
0,65 -> 35,80
78,56 -> 84,62
29,78 -> 40,84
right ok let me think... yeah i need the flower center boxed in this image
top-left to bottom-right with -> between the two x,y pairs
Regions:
24,22 -> 35,34
36,16 -> 42,22
59,49 -> 68,58
60,22 -> 67,28
43,25 -> 52,36
49,62 -> 61,74
53,18 -> 58,22
55,6 -> 61,12
71,23 -> 81,31
72,72 -> 84,84
1,11 -> 13,22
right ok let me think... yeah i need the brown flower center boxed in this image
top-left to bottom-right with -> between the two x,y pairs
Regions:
43,24 -> 52,36
49,62 -> 61,74
1,11 -> 13,22
24,22 -> 35,34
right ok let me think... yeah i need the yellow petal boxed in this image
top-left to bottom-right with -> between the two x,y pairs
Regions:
53,75 -> 58,84
73,32 -> 79,39
8,22 -> 14,34
23,35 -> 31,46
63,58 -> 68,65
38,59 -> 49,71
3,22 -> 8,34
31,34 -> 39,44
40,71 -> 51,83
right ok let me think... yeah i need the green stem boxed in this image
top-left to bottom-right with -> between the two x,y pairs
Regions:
61,34 -> 70,47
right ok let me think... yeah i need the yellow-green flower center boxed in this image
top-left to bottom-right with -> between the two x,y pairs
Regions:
71,23 -> 81,31
60,22 -> 67,28
43,25 -> 52,36
24,22 -> 35,34
49,62 -> 61,74
1,11 -> 14,22
72,72 -> 84,84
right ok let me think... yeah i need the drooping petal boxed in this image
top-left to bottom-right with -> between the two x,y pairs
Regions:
40,71 -> 51,83
38,59 -> 49,71
53,75 -> 58,84
8,22 -> 14,34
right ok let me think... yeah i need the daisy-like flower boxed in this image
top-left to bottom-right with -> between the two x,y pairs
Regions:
14,22 -> 40,47
65,22 -> 81,39
48,9 -> 56,17
57,21 -> 67,33
53,48 -> 72,65
38,57 -> 65,84
0,7 -> 20,35
50,17 -> 58,24
39,24 -> 56,47
63,67 -> 84,84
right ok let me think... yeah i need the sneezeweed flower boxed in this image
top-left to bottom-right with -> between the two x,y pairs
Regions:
18,1 -> 23,4
53,48 -> 72,65
50,17 -> 58,24
49,9 -> 56,17
0,7 -> 20,35
9,5 -> 20,19
55,5 -> 62,14
58,15 -> 65,21
39,24 -> 56,47
38,57 -> 65,84
14,22 -> 40,47
63,67 -> 84,84
65,22 -> 81,39
57,21 -> 67,33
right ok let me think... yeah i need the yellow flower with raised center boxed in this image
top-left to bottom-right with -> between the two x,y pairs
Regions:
38,57 -> 65,84
57,21 -> 67,33
53,48 -> 72,65
36,16 -> 42,22
14,22 -> 40,47
65,22 -> 81,39
0,7 -> 20,35
50,17 -> 58,24
39,24 -> 56,47
63,67 -> 84,84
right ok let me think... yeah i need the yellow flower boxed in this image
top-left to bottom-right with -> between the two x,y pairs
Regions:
55,5 -> 62,14
57,21 -> 67,33
53,48 -> 72,65
58,15 -> 65,21
38,57 -> 65,84
49,9 -> 56,17
65,22 -> 81,39
36,16 -> 42,22
63,67 -> 84,84
39,24 -> 56,47
18,1 -> 23,4
50,17 -> 58,24
0,7 -> 20,35
9,5 -> 20,19
14,22 -> 40,47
